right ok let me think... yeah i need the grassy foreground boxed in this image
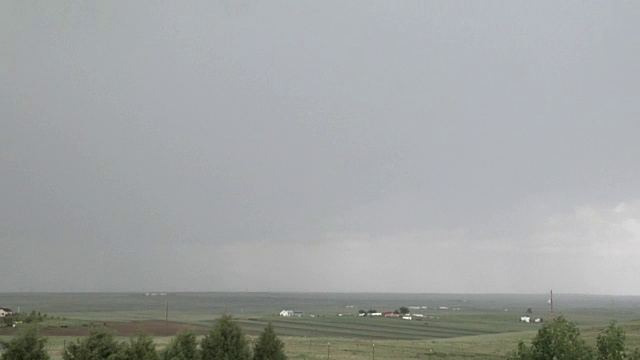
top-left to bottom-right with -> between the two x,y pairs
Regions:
15,325 -> 640,360
6,320 -> 640,360
4,332 -> 535,360
2,292 -> 640,359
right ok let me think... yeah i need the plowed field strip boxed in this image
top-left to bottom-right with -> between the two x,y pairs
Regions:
255,319 -> 497,335
237,319 -> 493,340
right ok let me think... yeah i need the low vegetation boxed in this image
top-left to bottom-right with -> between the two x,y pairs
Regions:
1,311 -> 58,327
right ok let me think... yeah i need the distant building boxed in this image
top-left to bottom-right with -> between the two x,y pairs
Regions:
402,315 -> 412,320
293,311 -> 304,317
534,317 -> 543,323
279,310 -> 294,317
0,308 -> 13,317
520,316 -> 531,323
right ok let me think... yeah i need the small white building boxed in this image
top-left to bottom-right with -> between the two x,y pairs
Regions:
520,316 -> 531,323
279,310 -> 294,317
0,308 -> 13,317
402,315 -> 412,320
369,312 -> 382,316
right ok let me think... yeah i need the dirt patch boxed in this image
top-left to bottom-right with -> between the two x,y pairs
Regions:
40,321 -> 209,337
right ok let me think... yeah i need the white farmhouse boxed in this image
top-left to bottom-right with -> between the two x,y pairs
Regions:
520,316 -> 531,323
279,310 -> 294,317
0,308 -> 13,317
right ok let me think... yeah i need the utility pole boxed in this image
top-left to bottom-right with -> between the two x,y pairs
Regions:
165,301 -> 169,336
372,343 -> 375,360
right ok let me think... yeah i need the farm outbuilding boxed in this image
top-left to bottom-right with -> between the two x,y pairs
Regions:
0,308 -> 13,317
280,310 -> 304,317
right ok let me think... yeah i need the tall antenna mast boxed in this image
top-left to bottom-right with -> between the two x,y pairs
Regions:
550,289 -> 554,319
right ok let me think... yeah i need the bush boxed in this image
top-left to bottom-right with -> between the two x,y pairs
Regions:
0,326 -> 50,360
597,321 -> 626,360
122,332 -> 159,360
253,322 -> 286,360
509,316 -> 592,360
161,329 -> 199,360
62,328 -> 123,360
510,316 -> 640,360
201,315 -> 250,360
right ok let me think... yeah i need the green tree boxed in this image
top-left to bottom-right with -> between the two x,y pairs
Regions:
597,321 -> 626,360
161,329 -> 199,360
509,316 -> 593,360
596,321 -> 640,360
253,322 -> 286,360
398,307 -> 410,315
62,328 -> 123,360
121,332 -> 159,360
201,314 -> 251,360
0,326 -> 50,360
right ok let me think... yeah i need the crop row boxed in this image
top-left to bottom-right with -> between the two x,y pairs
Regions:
236,318 -> 498,340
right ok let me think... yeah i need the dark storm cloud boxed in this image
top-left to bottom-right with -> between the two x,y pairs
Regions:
2,1 -> 639,293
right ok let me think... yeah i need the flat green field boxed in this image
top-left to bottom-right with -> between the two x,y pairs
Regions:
2,292 -> 640,359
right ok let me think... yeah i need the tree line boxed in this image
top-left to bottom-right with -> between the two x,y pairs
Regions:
0,315 -> 285,360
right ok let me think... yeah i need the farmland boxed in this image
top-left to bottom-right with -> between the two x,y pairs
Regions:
2,292 -> 640,359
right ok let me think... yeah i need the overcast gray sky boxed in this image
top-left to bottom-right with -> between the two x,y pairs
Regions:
2,1 -> 639,294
